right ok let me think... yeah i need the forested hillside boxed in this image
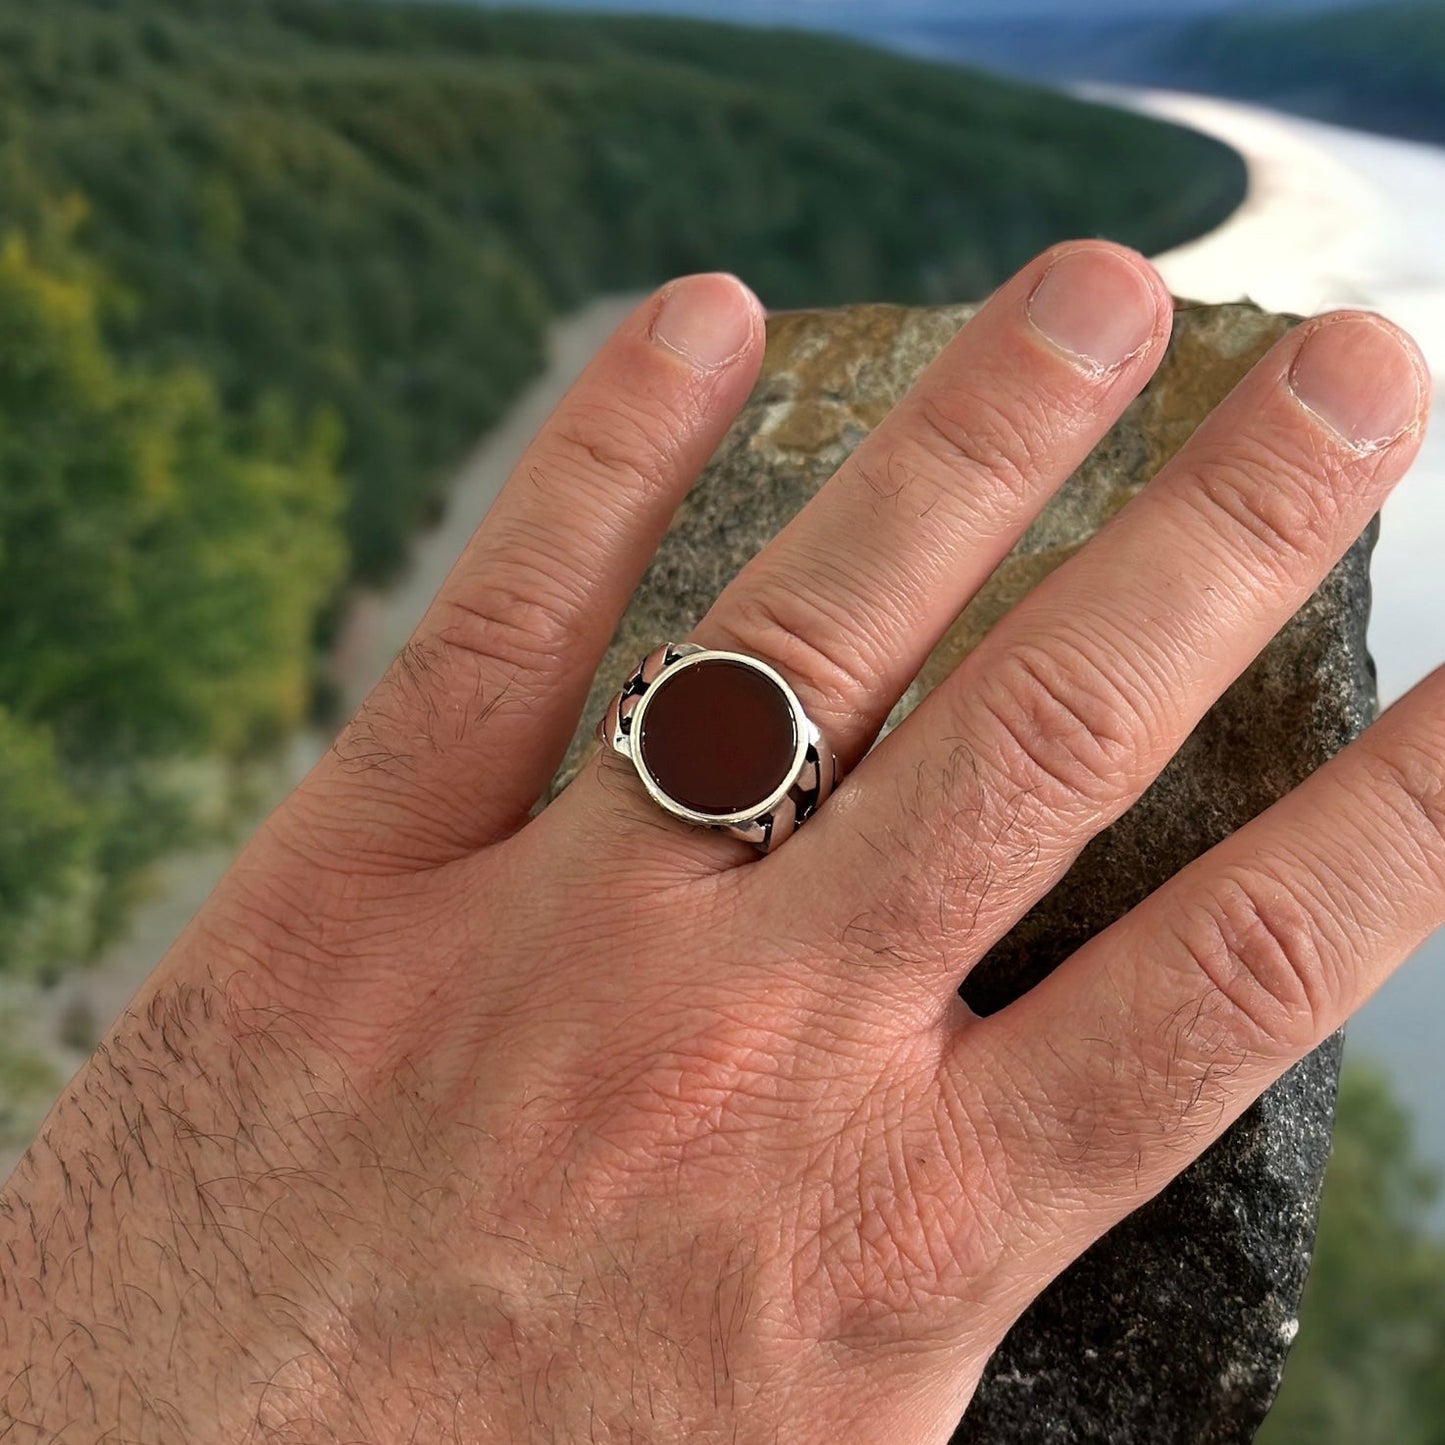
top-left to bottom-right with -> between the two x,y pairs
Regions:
1258,1067 -> 1445,1444
0,0 -> 1245,983
0,229 -> 345,985
0,0 -> 1245,579
848,0 -> 1445,147
1165,0 -> 1445,144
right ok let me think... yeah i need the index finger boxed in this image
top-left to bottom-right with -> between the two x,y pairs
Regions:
292,274 -> 764,867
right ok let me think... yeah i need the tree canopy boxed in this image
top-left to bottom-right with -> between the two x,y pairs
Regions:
0,0 -> 1246,975
0,227 -> 344,977
1260,1063 -> 1445,1444
0,0 -> 1245,579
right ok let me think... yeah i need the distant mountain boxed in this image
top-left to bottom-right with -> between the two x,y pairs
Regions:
871,1 -> 1445,144
473,0 -> 1445,145
461,0 -> 1387,20
1159,2 -> 1445,142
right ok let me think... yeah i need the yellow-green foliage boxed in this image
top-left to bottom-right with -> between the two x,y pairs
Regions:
0,0 -> 1245,580
0,1001 -> 60,1148
0,707 -> 87,967
0,234 -> 345,975
0,0 -> 1246,975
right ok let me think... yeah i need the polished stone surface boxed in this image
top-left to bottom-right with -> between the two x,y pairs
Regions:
638,657 -> 796,815
554,297 -> 1371,1443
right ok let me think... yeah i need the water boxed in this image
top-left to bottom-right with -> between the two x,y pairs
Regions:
1095,91 -> 1445,1198
7,37 -> 1443,1201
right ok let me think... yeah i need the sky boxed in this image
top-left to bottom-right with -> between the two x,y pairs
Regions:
468,0 -> 1390,17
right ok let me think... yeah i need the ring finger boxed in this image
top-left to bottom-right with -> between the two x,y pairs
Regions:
560,242 -> 1172,858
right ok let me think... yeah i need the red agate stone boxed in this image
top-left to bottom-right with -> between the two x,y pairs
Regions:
638,657 -> 797,816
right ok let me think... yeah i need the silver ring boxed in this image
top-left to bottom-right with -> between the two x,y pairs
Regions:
596,643 -> 838,852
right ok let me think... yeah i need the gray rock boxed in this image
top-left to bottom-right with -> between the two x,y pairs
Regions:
555,299 -> 1372,1442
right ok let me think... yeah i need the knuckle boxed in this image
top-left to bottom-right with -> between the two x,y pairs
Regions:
330,566 -> 575,794
976,637 -> 1147,812
1170,870 -> 1328,1053
718,581 -> 888,721
205,842 -> 456,1063
433,563 -> 580,677
543,392 -> 683,499
994,1003 -> 1243,1204
1183,429 -> 1347,578
909,385 -> 1045,510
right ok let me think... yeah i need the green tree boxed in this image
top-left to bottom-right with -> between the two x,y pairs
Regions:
0,1002 -> 58,1149
0,0 -> 1245,579
0,0 -> 1247,980
0,707 -> 87,967
1260,1063 -> 1445,1444
0,233 -> 346,975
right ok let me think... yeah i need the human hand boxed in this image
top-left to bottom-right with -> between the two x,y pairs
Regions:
1,244 -> 1434,1443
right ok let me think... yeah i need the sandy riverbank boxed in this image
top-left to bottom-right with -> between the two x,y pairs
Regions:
1109,87 -> 1445,1198
9,89 -> 1443,1187
1108,88 -> 1445,706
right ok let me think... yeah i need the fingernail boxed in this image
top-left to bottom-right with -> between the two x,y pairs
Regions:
650,273 -> 757,370
1026,247 -> 1160,374
1288,315 -> 1423,453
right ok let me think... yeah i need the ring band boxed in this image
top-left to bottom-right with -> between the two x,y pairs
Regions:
597,643 -> 838,852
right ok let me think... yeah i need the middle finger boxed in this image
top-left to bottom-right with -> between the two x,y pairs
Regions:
810,307 -> 1427,998
691,242 -> 1171,775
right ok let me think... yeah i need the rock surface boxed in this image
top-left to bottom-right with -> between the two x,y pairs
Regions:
555,299 -> 1374,1442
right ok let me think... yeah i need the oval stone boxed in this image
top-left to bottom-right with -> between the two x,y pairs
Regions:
638,657 -> 797,816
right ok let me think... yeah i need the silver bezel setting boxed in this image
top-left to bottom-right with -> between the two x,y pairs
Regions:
619,649 -> 815,828
597,640 -> 837,851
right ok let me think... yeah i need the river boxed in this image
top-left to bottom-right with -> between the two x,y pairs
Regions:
5,88 -> 1443,1194
1107,89 -> 1445,1203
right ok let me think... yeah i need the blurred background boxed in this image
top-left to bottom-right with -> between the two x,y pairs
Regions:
0,0 -> 1440,1437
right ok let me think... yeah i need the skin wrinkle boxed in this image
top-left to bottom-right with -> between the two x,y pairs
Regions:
713,584 -> 886,730
909,382 -> 1053,520
1182,428 -> 1348,586
831,745 -> 1050,996
2,254 -> 1435,1442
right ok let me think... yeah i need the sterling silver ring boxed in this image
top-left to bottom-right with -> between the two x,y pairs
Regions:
597,643 -> 838,852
